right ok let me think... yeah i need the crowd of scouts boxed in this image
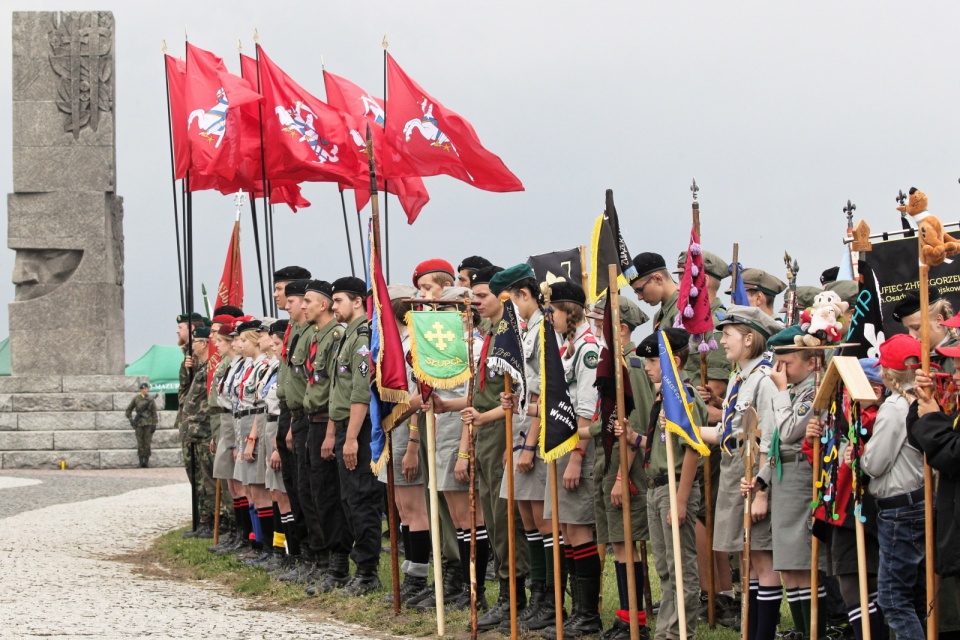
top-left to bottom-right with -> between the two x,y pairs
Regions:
171,250 -> 960,640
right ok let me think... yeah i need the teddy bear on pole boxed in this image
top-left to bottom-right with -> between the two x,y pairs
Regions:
897,187 -> 960,267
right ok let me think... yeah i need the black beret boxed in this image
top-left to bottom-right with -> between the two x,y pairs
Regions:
632,252 -> 667,281
235,320 -> 262,334
305,279 -> 334,299
892,286 -> 943,323
284,279 -> 310,297
138,382 -> 150,390
273,265 -> 311,282
820,267 -> 840,286
176,311 -> 207,325
269,318 -> 289,336
548,281 -> 586,307
458,255 -> 493,273
637,328 -> 690,358
470,265 -> 503,286
212,305 -> 244,318
332,276 -> 368,297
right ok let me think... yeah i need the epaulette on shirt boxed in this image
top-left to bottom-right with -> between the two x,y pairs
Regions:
628,355 -> 644,369
356,324 -> 370,337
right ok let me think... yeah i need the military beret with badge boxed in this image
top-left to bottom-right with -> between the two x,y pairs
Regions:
332,276 -> 368,298
636,327 -> 690,358
412,259 -> 456,288
548,281 -> 586,307
305,279 -> 335,300
891,286 -> 943,323
632,252 -> 668,281
177,311 -> 208,325
458,255 -> 492,274
192,326 -> 211,340
469,265 -> 504,287
269,318 -> 289,337
284,279 -> 310,298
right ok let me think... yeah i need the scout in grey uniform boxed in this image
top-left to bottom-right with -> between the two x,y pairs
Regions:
430,286 -> 491,611
489,264 -> 553,631
619,327 -> 706,640
540,281 -> 603,640
587,294 -> 655,640
254,319 -> 286,571
702,305 -> 783,640
328,276 -> 382,596
754,326 -> 819,640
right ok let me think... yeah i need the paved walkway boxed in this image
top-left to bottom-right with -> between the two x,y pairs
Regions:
0,469 -> 385,639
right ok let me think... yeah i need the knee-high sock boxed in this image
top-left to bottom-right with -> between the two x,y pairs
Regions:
271,502 -> 285,550
747,580 -> 760,640
474,526 -> 490,594
249,504 -> 262,547
256,506 -> 275,551
526,530 -> 546,585
407,529 -> 431,568
572,542 -> 600,614
785,588 -> 806,638
756,585 -> 782,640
632,559 -> 648,626
234,497 -> 252,538
543,533 -> 559,588
281,511 -> 300,556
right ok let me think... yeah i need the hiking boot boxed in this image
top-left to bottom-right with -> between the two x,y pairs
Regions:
523,585 -> 562,632
442,563 -> 463,598
340,566 -> 382,596
500,584 -> 544,632
276,558 -> 308,583
190,524 -> 214,539
382,576 -> 427,606
258,551 -> 285,573
244,550 -> 274,567
451,584 -> 488,611
307,552 -> 350,595
600,619 -> 650,640
476,579 -> 525,631
207,531 -> 237,554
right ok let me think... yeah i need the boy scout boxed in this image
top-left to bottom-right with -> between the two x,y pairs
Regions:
328,276 -> 382,596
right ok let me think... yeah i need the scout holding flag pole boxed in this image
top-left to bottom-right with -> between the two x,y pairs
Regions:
464,298 -> 480,640
408,302 -> 473,636
487,296 -> 528,640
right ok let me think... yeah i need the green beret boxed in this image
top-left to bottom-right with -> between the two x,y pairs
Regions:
489,263 -> 536,296
192,326 -> 211,340
824,280 -> 859,307
768,325 -> 807,352
591,295 -> 650,329
176,312 -> 206,325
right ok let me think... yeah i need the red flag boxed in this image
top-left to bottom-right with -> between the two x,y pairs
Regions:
218,220 -> 244,308
323,70 -> 430,223
675,224 -> 718,352
165,55 -> 191,180
382,53 -> 523,193
183,43 -> 262,182
270,182 -> 311,212
255,45 -> 361,186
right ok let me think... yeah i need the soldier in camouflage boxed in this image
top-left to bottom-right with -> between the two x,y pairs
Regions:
181,326 -> 217,539
125,382 -> 158,468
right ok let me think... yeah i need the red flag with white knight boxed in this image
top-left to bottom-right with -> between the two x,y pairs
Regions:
323,70 -> 430,223
184,43 -> 262,182
165,55 -> 190,180
382,53 -> 523,193
255,45 -> 361,186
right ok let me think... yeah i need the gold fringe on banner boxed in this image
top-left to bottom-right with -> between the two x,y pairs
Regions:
538,319 -> 579,463
404,311 -> 472,390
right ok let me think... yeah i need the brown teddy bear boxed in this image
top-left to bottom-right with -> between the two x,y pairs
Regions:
897,187 -> 960,266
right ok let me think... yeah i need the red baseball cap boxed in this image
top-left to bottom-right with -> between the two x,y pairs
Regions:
941,312 -> 960,329
412,259 -> 455,288
935,343 -> 960,358
878,333 -> 923,370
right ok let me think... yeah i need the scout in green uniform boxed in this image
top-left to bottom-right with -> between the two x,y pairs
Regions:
298,280 -> 353,593
126,383 -> 158,468
181,326 -> 216,538
736,268 -> 787,319
328,276 -> 382,596
272,266 -> 312,569
617,327 -> 707,640
630,253 -> 679,331
461,265 -> 531,630
587,294 -> 655,640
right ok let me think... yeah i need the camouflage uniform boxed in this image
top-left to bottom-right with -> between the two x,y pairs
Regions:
181,361 -> 216,526
125,393 -> 158,459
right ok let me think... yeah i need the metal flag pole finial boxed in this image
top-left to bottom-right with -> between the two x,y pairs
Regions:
321,54 -> 325,70
233,191 -> 245,223
844,200 -> 856,228
184,26 -> 188,41
237,38 -> 242,52
253,28 -> 259,43
691,178 -> 699,202
382,34 -> 389,49
162,39 -> 168,54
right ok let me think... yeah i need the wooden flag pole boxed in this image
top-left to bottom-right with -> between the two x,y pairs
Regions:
810,353 -> 824,640
464,301 -> 479,640
741,407 -> 759,640
610,265 -> 639,640
918,236 -> 938,640
365,125 -> 401,614
585,245 -> 607,616
692,187 -> 717,628
503,371 -> 519,640
855,504 -> 872,640
549,460 -> 564,640
425,403 -> 445,635
213,481 -> 221,546
665,429 -> 689,640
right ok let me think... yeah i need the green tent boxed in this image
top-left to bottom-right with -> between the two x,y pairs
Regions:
0,338 -> 10,376
125,345 -> 183,392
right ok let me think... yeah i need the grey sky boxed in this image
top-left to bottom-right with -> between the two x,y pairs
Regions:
2,1 -> 959,362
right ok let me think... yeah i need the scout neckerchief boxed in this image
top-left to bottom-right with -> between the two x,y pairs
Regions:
281,322 -> 292,359
477,327 -> 494,391
720,356 -> 773,454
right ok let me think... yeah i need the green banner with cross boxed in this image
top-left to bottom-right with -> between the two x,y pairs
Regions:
407,310 -> 471,389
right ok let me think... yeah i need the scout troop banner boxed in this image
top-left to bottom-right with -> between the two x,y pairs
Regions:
538,315 -> 578,461
659,331 -> 710,456
527,248 -> 582,287
408,310 -> 471,389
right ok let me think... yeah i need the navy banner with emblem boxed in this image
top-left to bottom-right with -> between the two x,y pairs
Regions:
527,248 -> 582,288
487,300 -> 527,413
538,315 -> 579,461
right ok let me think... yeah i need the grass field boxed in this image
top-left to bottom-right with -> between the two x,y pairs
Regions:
132,529 -> 809,639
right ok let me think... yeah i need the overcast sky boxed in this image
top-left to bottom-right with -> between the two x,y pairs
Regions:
2,1 -> 960,362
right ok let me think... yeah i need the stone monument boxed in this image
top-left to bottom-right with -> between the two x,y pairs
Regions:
0,11 -> 180,469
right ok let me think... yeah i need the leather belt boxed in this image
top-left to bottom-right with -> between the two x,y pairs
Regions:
876,487 -> 925,510
234,408 -> 266,418
646,475 -> 680,489
309,412 -> 329,423
219,408 -> 231,414
778,453 -> 805,464
290,408 -> 305,420
279,400 -> 289,411
266,415 -> 279,423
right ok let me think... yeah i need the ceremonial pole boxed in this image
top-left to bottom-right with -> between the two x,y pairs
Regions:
340,192 -> 357,278
365,125 -> 402,614
425,395 -> 445,634
213,481 -> 221,545
665,431 -> 689,640
465,300 -> 479,640
499,292 -> 519,640
855,497 -> 872,640
161,43 -> 185,312
741,407 -> 759,640
691,180 -> 716,628
810,351 -> 824,640
610,265 -> 639,640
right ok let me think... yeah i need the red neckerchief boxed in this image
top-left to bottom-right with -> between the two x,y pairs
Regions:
281,323 -> 292,359
477,332 -> 493,391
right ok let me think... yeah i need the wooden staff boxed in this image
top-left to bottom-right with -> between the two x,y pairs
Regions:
810,353 -> 823,640
741,407 -> 759,640
610,265 -> 639,640
504,371 -> 519,640
542,285 -> 565,640
918,240 -> 938,640
213,481 -> 221,545
855,488 -> 872,640
464,300 -> 479,640
665,429 -> 689,640
692,188 -> 716,628
365,124 -> 401,614
425,403 -> 445,635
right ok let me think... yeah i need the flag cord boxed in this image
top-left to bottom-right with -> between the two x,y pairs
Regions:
163,55 -> 185,312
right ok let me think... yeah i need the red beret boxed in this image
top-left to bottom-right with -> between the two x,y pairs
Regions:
216,322 -> 236,337
412,259 -> 455,288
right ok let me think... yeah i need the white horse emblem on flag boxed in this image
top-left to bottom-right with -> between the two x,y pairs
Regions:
275,101 -> 340,164
403,99 -> 457,154
360,95 -> 385,127
187,88 -> 229,147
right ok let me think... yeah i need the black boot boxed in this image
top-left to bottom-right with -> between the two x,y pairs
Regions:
501,583 -> 545,632
526,584 -> 564,631
476,579 -> 512,630
563,573 -> 603,637
207,528 -> 236,554
308,552 -> 350,595
341,563 -> 382,596
382,575 -> 427,606
442,561 -> 464,598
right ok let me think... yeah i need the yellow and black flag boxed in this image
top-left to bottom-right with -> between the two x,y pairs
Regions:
538,314 -> 579,461
588,189 -> 637,304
